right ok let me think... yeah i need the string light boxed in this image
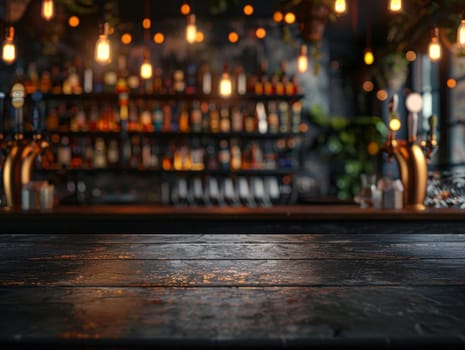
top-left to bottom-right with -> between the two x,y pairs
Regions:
2,26 -> 16,65
186,14 -> 197,44
334,0 -> 347,15
41,0 -> 55,21
95,22 -> 111,64
297,44 -> 308,73
284,12 -> 296,24
243,4 -> 254,16
363,48 -> 374,65
68,16 -> 80,27
428,27 -> 441,62
180,1 -> 191,15
457,19 -> 465,49
389,0 -> 402,12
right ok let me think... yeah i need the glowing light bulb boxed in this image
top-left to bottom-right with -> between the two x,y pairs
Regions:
428,28 -> 441,62
297,44 -> 308,73
334,0 -> 347,15
140,58 -> 153,80
389,0 -> 402,12
363,48 -> 374,65
457,19 -> 465,49
95,23 -> 111,64
219,66 -> 232,97
186,14 -> 197,44
389,118 -> 401,132
2,27 -> 16,65
41,0 -> 55,21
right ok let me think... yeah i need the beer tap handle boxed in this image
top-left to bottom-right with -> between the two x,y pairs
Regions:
10,83 -> 25,139
0,92 -> 5,138
406,93 -> 423,144
31,91 -> 43,136
429,114 -> 438,145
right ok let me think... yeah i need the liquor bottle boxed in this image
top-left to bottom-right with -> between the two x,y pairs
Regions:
199,64 -> 212,95
267,101 -> 279,133
93,137 -> 107,168
204,142 -> 218,170
190,100 -> 202,133
129,135 -> 142,169
128,102 -> 139,131
235,65 -> 247,95
83,137 -> 94,169
185,63 -> 198,94
250,141 -> 263,169
141,137 -> 152,169
152,67 -> 163,93
254,60 -> 268,95
230,138 -> 242,170
218,139 -> 230,170
244,106 -> 256,133
178,102 -> 190,132
70,137 -> 83,169
219,105 -> 231,133
162,103 -> 172,132
140,108 -> 153,132
291,101 -> 303,132
278,101 -> 290,132
152,102 -> 163,132
256,102 -> 268,134
231,106 -> 243,132
173,70 -> 185,94
57,136 -> 71,168
189,143 -> 202,172
107,139 -> 119,167
150,142 -> 160,169
208,102 -> 220,133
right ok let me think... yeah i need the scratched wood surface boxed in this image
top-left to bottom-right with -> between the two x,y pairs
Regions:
1,234 -> 465,349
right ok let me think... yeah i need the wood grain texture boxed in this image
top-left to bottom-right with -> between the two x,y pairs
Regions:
0,233 -> 464,349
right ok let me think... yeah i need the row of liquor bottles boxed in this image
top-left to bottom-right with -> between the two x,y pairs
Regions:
39,99 -> 305,135
61,174 -> 296,206
18,60 -> 301,97
44,134 -> 302,172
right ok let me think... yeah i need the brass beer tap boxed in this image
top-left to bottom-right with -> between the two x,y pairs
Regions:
21,92 -> 49,189
382,93 -> 437,210
2,85 -> 48,208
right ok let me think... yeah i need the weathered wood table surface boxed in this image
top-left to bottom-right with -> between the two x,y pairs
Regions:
1,206 -> 465,349
1,233 -> 465,349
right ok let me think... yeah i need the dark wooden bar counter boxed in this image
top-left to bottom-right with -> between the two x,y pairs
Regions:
1,204 -> 465,233
1,205 -> 465,349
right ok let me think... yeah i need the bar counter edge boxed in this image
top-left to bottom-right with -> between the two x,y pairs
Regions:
1,204 -> 464,234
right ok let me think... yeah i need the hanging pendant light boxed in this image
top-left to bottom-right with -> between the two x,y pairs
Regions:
186,14 -> 197,44
334,0 -> 347,15
95,22 -> 111,64
297,44 -> 308,73
41,0 -> 55,21
389,0 -> 402,12
2,26 -> 16,65
457,19 -> 465,49
140,50 -> 153,80
428,27 -> 441,62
